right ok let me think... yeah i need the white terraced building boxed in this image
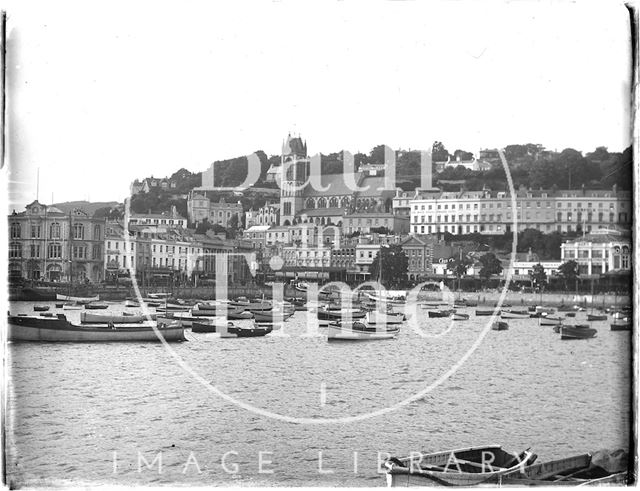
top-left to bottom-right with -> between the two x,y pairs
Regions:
409,185 -> 631,236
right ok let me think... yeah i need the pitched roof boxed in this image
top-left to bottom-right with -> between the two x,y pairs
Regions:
303,173 -> 362,197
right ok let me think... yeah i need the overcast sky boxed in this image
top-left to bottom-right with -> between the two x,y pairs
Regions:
3,0 -> 633,210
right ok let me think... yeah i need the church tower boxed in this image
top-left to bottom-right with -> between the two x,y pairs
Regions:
279,134 -> 309,226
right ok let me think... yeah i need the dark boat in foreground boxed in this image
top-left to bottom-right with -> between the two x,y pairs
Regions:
383,445 -> 536,486
7,314 -> 185,342
560,324 -> 597,340
428,309 -> 455,318
33,305 -> 50,312
84,302 -> 109,310
611,317 -> 631,331
492,321 -> 509,331
587,313 -> 607,321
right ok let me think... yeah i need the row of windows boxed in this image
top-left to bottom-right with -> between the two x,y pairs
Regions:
8,243 -> 102,260
10,222 -> 102,240
412,200 -> 623,212
107,241 -> 135,251
411,211 -> 624,224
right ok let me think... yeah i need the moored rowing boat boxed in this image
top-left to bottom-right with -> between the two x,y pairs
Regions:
383,445 -> 536,486
8,314 -> 185,342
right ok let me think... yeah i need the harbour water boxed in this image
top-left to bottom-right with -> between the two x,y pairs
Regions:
6,301 -> 632,487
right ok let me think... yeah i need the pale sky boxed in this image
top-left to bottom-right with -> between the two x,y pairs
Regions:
3,0 -> 633,210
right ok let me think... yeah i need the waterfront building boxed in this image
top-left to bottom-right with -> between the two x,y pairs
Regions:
560,229 -> 631,276
8,201 -> 105,282
131,225 -> 201,284
400,235 -> 435,282
104,221 -> 137,282
196,232 -> 255,285
128,207 -> 187,229
409,185 -> 631,236
245,202 -> 280,227
187,192 -> 243,228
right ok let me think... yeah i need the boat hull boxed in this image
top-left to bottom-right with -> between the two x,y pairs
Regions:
56,294 -> 100,304
327,323 -> 398,341
8,315 -> 185,342
560,326 -> 597,340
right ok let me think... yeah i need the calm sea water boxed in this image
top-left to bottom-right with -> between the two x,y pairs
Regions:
6,301 -> 632,487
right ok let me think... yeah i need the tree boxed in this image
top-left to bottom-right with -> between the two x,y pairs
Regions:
529,263 -> 548,291
432,141 -> 450,162
446,253 -> 473,288
478,253 -> 503,287
368,245 -> 408,288
558,260 -> 580,291
453,149 -> 474,161
228,214 -> 239,230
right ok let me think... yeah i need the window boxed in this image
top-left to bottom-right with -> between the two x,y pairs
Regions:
93,224 -> 101,240
31,225 -> 41,238
116,242 -> 119,250
30,244 -> 40,258
48,243 -> 62,259
72,246 -> 86,259
160,245 -> 163,253
9,243 -> 21,258
92,244 -> 101,260
73,223 -> 84,240
10,222 -> 21,239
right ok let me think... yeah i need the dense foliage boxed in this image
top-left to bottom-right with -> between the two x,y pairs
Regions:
369,245 -> 409,288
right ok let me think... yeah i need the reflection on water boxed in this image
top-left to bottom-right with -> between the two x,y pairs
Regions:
6,301 -> 631,486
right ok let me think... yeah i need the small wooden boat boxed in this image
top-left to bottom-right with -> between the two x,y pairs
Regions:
81,312 -> 144,324
587,313 -> 607,321
125,300 -> 140,308
33,305 -> 50,312
535,305 -> 555,314
500,310 -> 529,319
84,302 -> 109,310
383,445 -> 536,486
560,324 -> 597,340
217,322 -> 273,338
56,294 -> 100,304
611,317 -> 631,331
565,312 -> 576,318
476,309 -> 500,316
428,309 -> 455,318
451,313 -> 470,321
155,303 -> 191,312
327,321 -> 399,341
55,303 -> 64,308
366,311 -> 405,325
500,449 -> 628,486
492,321 -> 509,331
7,314 -> 185,342
147,292 -> 172,299
191,319 -> 235,333
253,310 -> 293,322
539,315 -> 564,326
557,304 -> 574,312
